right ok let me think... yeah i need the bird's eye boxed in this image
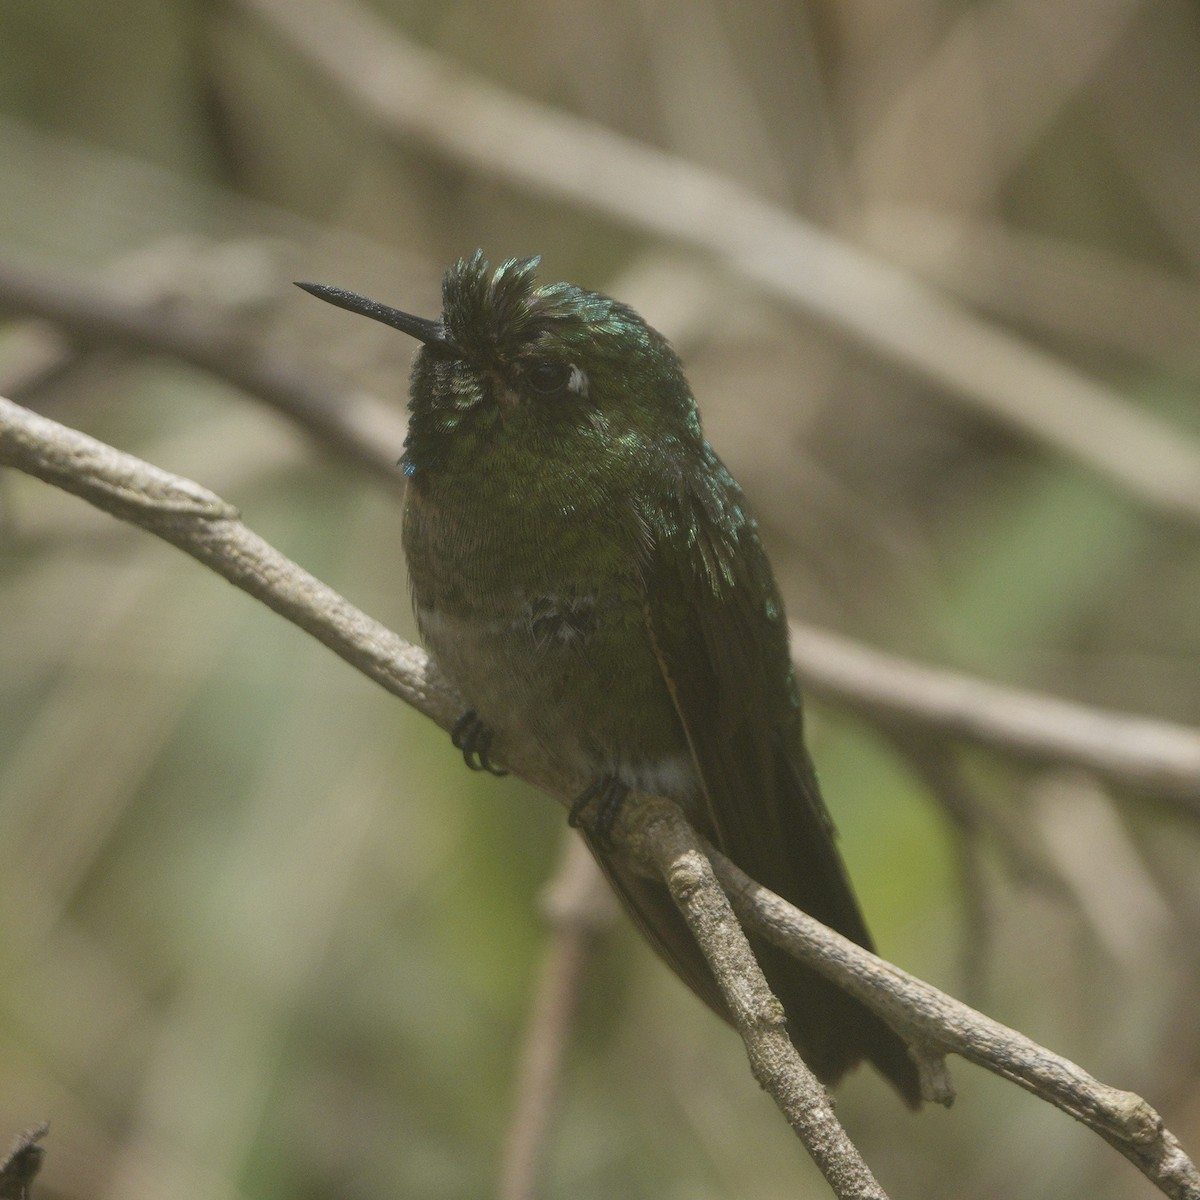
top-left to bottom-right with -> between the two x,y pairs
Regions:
526,361 -> 575,396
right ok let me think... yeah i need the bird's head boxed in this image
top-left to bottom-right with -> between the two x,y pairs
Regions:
298,251 -> 700,481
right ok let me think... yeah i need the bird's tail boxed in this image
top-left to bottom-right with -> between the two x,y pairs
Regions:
581,792 -> 922,1108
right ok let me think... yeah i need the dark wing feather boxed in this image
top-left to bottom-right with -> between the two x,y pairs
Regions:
614,457 -> 921,1105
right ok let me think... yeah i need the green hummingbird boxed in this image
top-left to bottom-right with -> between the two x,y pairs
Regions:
297,252 -> 920,1105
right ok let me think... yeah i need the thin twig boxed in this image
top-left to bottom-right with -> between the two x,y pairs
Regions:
888,741 -> 999,1002
618,797 -> 890,1200
234,0 -> 1200,524
790,623 -> 1200,810
0,393 -> 452,724
864,207 -> 1200,371
0,1125 -> 47,1200
3,394 -> 1198,1197
498,837 -> 614,1200
852,0 -> 1142,215
0,255 -> 406,488
711,849 -> 1200,1200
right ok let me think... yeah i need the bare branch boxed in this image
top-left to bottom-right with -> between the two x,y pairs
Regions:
884,741 -> 1002,1002
864,207 -> 1200,372
712,848 -> 1200,1200
791,623 -> 1200,810
0,255 -> 406,488
852,0 -> 1142,215
618,797 -> 891,1200
0,393 -> 453,728
0,1125 -> 47,1200
498,837 -> 615,1200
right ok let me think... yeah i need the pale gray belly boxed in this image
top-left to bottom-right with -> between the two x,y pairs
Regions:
415,598 -> 696,797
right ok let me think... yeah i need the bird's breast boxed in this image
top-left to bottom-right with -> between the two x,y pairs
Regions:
402,482 -> 694,791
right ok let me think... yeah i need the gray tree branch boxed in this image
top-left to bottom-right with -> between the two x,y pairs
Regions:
621,797 -> 890,1199
791,623 -> 1200,810
497,836 -> 615,1200
711,847 -> 1200,1198
0,1125 -> 47,1200
0,254 -> 405,488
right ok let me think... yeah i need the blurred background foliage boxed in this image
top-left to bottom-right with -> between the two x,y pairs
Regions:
1,1 -> 1199,1198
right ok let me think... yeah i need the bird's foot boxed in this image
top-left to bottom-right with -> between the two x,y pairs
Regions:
568,776 -> 629,847
451,710 -> 507,776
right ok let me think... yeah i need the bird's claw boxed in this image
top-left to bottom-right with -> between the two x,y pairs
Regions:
451,710 -> 507,776
568,776 -> 628,847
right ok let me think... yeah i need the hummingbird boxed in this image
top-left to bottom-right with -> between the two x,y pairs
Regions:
297,252 -> 920,1106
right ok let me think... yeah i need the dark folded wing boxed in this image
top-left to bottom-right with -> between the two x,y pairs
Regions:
621,458 -> 920,1103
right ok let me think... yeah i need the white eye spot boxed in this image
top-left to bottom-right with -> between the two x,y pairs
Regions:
525,360 -> 589,399
568,364 -> 589,398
